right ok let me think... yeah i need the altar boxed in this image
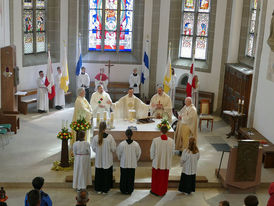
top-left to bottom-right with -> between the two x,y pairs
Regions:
93,119 -> 174,161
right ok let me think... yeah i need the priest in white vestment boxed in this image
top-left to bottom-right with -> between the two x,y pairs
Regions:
54,67 -> 65,110
168,68 -> 177,108
117,129 -> 141,194
111,88 -> 149,120
73,131 -> 92,190
175,97 -> 198,151
129,68 -> 140,98
71,88 -> 93,146
150,126 -> 175,196
90,85 -> 112,117
150,85 -> 172,122
37,71 -> 49,113
95,68 -> 109,92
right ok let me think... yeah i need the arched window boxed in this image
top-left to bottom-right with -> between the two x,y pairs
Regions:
89,0 -> 134,52
246,0 -> 258,57
23,0 -> 47,54
179,0 -> 211,60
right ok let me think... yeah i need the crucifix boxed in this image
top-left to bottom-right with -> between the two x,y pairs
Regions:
105,60 -> 114,83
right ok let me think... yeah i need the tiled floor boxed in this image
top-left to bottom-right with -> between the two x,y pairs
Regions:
0,106 -> 273,205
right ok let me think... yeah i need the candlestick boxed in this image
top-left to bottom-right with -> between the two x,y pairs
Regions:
238,100 -> 241,113
241,103 -> 244,114
238,99 -> 241,104
242,100 -> 244,105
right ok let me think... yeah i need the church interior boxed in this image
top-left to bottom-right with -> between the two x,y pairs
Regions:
0,0 -> 274,205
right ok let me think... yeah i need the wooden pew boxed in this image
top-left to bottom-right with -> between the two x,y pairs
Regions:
0,111 -> 20,134
175,87 -> 215,113
18,89 -> 37,115
90,82 -> 130,102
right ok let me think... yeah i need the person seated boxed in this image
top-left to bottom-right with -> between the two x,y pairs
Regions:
244,195 -> 259,206
95,68 -> 108,92
25,177 -> 52,206
111,88 -> 149,120
75,189 -> 89,206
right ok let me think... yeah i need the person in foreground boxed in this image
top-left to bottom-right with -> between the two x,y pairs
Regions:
178,137 -> 200,195
219,200 -> 230,206
268,182 -> 274,206
244,195 -> 258,206
75,189 -> 89,206
117,129 -> 141,194
25,177 -> 52,206
26,190 -> 40,206
73,131 -> 92,190
150,126 -> 175,196
92,121 -> 116,194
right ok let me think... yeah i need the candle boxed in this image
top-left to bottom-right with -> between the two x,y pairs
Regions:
238,99 -> 241,104
103,111 -> 107,121
110,112 -> 114,121
242,100 -> 244,105
97,112 -> 100,120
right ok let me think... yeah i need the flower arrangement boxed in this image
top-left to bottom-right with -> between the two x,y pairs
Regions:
70,117 -> 91,131
98,98 -> 103,104
157,118 -> 171,130
57,127 -> 72,140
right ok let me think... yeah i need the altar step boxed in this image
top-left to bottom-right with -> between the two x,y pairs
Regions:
64,175 -> 216,188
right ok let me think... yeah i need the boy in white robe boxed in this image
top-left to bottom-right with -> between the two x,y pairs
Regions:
150,126 -> 175,196
90,85 -> 112,117
150,85 -> 172,122
73,131 -> 92,190
111,88 -> 149,120
117,129 -> 141,194
168,68 -> 177,108
54,67 -> 65,110
78,67 -> 91,101
37,71 -> 49,113
129,68 -> 140,98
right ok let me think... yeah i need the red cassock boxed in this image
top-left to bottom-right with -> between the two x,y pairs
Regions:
151,168 -> 169,196
95,73 -> 108,81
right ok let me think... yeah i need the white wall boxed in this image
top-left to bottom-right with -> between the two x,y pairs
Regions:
253,0 -> 274,143
174,0 -> 228,112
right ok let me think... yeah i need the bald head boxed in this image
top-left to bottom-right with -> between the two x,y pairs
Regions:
185,97 -> 192,106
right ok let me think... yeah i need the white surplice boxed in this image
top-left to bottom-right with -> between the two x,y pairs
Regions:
90,91 -> 112,117
117,140 -> 141,168
129,74 -> 140,94
91,134 -> 116,169
168,74 -> 177,108
180,149 -> 200,175
112,94 -> 149,119
37,77 -> 49,111
78,72 -> 90,88
150,92 -> 172,122
54,73 -> 65,107
150,136 -> 175,170
73,141 -> 92,189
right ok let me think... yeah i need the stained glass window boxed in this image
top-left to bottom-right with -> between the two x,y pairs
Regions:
180,0 -> 210,60
246,0 -> 257,57
23,0 -> 47,54
88,0 -> 134,52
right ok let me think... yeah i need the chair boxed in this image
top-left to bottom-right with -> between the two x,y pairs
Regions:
0,128 -> 8,149
199,99 -> 214,131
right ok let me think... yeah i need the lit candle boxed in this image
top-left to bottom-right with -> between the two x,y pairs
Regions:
238,99 -> 241,104
103,111 -> 107,121
242,100 -> 244,105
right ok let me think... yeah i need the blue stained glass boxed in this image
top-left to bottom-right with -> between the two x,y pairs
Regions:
89,9 -> 102,31
105,10 -> 117,31
120,10 -> 133,31
119,31 -> 132,51
90,0 -> 103,9
121,0 -> 134,10
89,30 -> 102,51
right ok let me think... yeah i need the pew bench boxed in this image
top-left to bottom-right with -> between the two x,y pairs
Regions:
18,89 -> 37,115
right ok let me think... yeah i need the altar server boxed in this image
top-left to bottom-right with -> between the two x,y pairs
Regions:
92,122 -> 116,194
37,70 -> 49,113
178,137 -> 199,194
175,97 -> 198,151
73,131 -> 92,190
150,126 -> 175,196
79,67 -> 91,101
129,68 -> 140,98
168,68 -> 177,108
95,68 -> 109,92
90,85 -> 112,117
71,88 -> 93,145
150,85 -> 172,122
111,88 -> 149,120
54,67 -> 65,110
117,129 -> 141,194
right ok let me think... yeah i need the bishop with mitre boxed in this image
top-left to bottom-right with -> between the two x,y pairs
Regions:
71,88 -> 93,145
150,85 -> 172,122
90,85 -> 112,117
111,88 -> 149,120
175,97 -> 198,151
95,68 -> 109,92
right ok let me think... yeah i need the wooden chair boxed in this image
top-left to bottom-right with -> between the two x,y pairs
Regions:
199,99 -> 214,131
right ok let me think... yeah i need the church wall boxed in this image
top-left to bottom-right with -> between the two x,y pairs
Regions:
253,0 -> 274,143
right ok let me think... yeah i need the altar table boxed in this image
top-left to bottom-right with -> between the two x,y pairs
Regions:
93,119 -> 174,161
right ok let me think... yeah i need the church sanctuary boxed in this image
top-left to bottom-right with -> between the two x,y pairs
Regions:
1,0 -> 274,205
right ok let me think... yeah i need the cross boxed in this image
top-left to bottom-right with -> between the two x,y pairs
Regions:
105,60 -> 114,83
